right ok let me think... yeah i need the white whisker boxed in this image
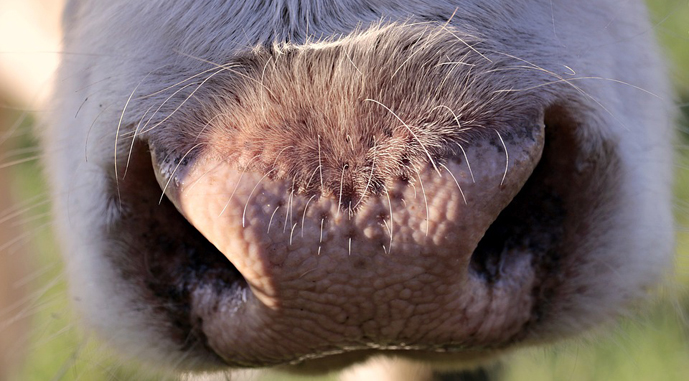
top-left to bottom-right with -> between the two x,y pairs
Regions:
439,163 -> 467,205
158,143 -> 203,205
219,155 -> 261,217
267,205 -> 281,233
301,194 -> 317,237
366,98 -> 441,175
495,130 -> 508,186
455,142 -> 475,183
416,170 -> 429,236
242,168 -> 277,227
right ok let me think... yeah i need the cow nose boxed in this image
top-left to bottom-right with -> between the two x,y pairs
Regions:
152,120 -> 543,305
145,23 -> 547,366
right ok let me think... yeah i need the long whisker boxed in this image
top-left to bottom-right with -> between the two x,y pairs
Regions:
318,218 -> 325,255
242,168 -> 277,228
494,130 -> 509,186
354,138 -> 376,209
173,50 -> 277,97
416,169 -> 429,236
138,82 -> 198,135
385,187 -> 394,252
439,163 -> 467,205
455,142 -> 475,183
123,105 -> 153,179
337,164 -> 347,217
284,180 -> 295,233
301,194 -> 317,237
158,143 -> 203,204
365,98 -> 441,175
267,205 -> 281,233
114,73 -> 151,205
219,155 -> 261,217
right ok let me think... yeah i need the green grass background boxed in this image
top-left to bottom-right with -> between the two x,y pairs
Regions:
3,0 -> 689,380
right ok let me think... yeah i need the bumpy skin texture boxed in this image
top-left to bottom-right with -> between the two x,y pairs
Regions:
45,0 -> 674,379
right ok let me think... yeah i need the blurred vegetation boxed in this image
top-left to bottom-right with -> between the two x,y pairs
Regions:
1,0 -> 688,380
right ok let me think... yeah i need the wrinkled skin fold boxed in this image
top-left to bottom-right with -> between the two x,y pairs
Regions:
44,0 -> 674,379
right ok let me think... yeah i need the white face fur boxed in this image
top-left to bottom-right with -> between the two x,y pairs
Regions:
44,0 -> 675,379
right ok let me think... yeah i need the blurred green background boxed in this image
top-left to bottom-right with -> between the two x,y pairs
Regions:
1,1 -> 688,380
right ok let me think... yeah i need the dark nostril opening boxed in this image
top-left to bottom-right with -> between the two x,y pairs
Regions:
470,111 -> 568,283
113,141 -> 248,359
132,145 -> 246,292
469,181 -> 566,283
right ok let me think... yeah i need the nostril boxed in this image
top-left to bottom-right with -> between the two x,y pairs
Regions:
469,169 -> 567,284
469,106 -> 589,293
112,142 -> 249,360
